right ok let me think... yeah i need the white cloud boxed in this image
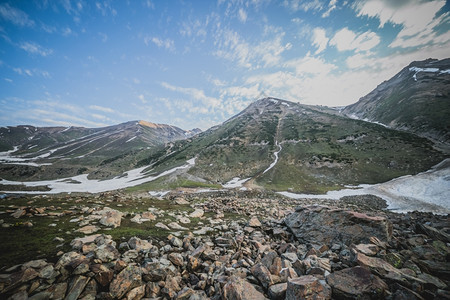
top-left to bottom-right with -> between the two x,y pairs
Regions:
214,27 -> 291,69
147,37 -> 175,51
161,82 -> 221,109
238,8 -> 247,23
322,0 -> 337,18
354,0 -> 448,48
89,105 -> 115,114
0,3 -> 35,27
312,28 -> 329,54
330,28 -> 380,52
138,94 -> 147,104
283,0 -> 324,12
284,55 -> 336,76
19,42 -> 53,56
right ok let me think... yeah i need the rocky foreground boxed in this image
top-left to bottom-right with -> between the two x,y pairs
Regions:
0,192 -> 449,299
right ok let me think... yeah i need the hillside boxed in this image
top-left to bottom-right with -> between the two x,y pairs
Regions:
134,98 -> 445,193
342,58 -> 450,145
0,121 -> 200,181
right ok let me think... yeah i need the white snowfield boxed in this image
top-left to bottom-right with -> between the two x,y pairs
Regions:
279,159 -> 450,214
0,157 -> 197,194
223,177 -> 251,188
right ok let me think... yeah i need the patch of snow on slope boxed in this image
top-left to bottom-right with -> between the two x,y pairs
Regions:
279,159 -> 450,214
263,142 -> 282,174
0,157 -> 197,194
126,136 -> 137,143
223,177 -> 251,188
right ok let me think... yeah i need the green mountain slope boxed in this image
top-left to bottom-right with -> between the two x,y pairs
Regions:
137,98 -> 445,193
342,58 -> 450,145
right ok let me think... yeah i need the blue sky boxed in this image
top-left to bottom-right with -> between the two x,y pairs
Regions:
1,0 -> 449,130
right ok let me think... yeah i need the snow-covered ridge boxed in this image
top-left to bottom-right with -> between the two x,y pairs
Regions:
409,66 -> 450,81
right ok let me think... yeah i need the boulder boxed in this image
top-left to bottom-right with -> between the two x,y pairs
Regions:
268,282 -> 287,300
65,275 -> 90,300
248,216 -> 262,227
222,276 -> 268,300
95,207 -> 123,228
190,209 -> 204,218
251,263 -> 274,289
286,275 -> 331,300
284,206 -> 392,247
327,266 -> 388,299
109,265 -> 142,299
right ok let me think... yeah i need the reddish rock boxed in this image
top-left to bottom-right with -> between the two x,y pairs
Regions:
286,275 -> 331,300
327,266 -> 388,299
223,276 -> 268,300
268,282 -> 287,300
251,263 -> 274,289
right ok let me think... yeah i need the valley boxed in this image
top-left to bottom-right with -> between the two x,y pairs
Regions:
0,58 -> 449,299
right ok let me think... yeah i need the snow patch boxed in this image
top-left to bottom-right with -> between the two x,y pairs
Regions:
223,177 -> 251,188
149,191 -> 170,197
0,157 -> 197,194
279,159 -> 450,214
409,66 -> 449,81
125,136 -> 137,143
263,142 -> 282,174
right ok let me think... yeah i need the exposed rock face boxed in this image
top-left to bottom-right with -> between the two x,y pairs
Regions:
327,266 -> 388,299
284,206 -> 392,247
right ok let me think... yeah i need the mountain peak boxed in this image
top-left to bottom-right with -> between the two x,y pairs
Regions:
138,120 -> 169,129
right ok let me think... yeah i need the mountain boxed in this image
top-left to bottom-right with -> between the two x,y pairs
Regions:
0,121 -> 200,181
135,98 -> 445,193
342,58 -> 450,145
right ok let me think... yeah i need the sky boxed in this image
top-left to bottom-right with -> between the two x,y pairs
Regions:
0,0 -> 449,130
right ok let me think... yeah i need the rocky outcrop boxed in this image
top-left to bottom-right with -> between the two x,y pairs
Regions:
0,194 -> 448,300
284,205 -> 392,246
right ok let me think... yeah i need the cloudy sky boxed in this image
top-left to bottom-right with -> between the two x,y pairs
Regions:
1,0 -> 449,130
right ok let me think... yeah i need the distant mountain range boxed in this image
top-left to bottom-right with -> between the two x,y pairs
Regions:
0,58 -> 448,194
342,58 -> 450,145
0,121 -> 200,181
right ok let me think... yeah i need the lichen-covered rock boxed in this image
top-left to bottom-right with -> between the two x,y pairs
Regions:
109,265 -> 142,299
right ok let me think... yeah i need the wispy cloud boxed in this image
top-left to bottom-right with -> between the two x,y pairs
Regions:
89,105 -> 115,114
322,0 -> 337,18
238,8 -> 247,23
0,3 -> 35,27
329,28 -> 380,52
283,0 -> 324,13
19,41 -> 53,56
161,82 -> 221,109
354,0 -> 448,48
145,36 -> 175,51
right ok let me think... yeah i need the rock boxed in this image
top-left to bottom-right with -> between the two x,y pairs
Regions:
176,286 -> 195,299
65,275 -> 90,300
168,222 -> 188,230
327,266 -> 388,299
169,236 -> 183,248
251,263 -> 274,289
95,207 -> 123,228
77,225 -> 99,234
284,206 -> 392,247
268,283 -> 287,300
155,222 -> 170,230
11,208 -> 26,219
222,276 -> 268,300
248,216 -> 262,227
91,264 -> 114,287
46,282 -> 67,299
174,197 -> 189,205
286,275 -> 331,300
70,234 -> 102,250
125,284 -> 145,300
23,221 -> 33,227
169,253 -> 184,266
354,244 -> 379,256
8,290 -> 27,300
141,211 -> 156,221
110,265 -> 142,299
190,209 -> 204,218
95,244 -> 120,262
128,237 -> 152,252
80,278 -> 97,299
